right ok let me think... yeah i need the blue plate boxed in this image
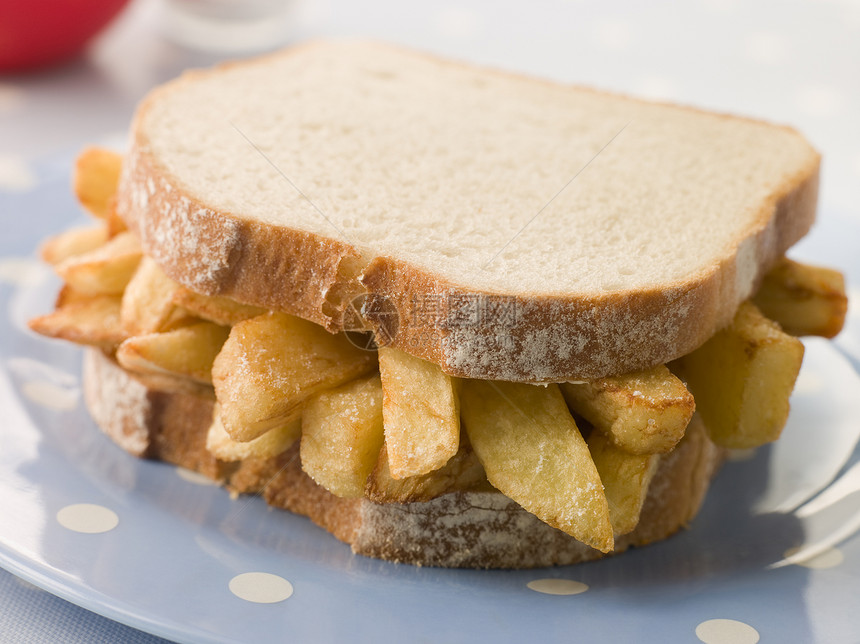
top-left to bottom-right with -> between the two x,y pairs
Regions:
2,156 -> 860,644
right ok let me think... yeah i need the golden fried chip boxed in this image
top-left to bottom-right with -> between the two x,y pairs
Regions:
207,407 -> 300,461
171,287 -> 266,326
73,147 -> 122,218
753,257 -> 847,338
301,374 -> 384,497
121,257 -> 191,335
674,301 -> 804,449
116,322 -> 230,384
560,365 -> 694,455
29,295 -> 126,351
378,347 -> 460,479
366,436 -> 489,503
587,430 -> 659,535
40,224 -> 108,265
212,312 -> 378,442
55,231 -> 142,296
460,380 -> 613,552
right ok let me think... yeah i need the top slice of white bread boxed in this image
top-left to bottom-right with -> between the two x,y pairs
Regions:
116,40 -> 820,382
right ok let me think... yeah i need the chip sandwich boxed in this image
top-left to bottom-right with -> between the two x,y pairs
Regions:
30,41 -> 848,568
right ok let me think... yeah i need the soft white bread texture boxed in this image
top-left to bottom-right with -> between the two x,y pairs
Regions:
83,348 -> 725,568
116,40 -> 820,381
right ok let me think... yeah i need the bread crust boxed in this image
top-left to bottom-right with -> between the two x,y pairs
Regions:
83,348 -> 725,568
362,165 -> 818,381
115,43 -> 820,381
117,144 -> 362,333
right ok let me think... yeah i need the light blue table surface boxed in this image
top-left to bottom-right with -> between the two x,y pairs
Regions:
1,1 -> 858,642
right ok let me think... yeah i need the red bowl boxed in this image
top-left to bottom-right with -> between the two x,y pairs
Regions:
0,0 -> 131,72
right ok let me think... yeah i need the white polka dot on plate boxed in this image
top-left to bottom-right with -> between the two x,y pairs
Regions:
784,546 -> 844,569
229,572 -> 293,603
0,156 -> 37,192
56,504 -> 119,534
433,7 -> 482,39
727,448 -> 757,462
0,257 -> 47,287
742,32 -> 788,65
176,467 -> 220,486
696,619 -> 759,644
21,380 -> 79,411
526,578 -> 589,595
6,357 -> 77,385
796,85 -> 845,118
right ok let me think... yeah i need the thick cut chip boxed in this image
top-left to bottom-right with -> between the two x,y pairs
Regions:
55,285 -> 92,308
28,295 -> 126,350
753,257 -> 847,338
105,206 -> 128,237
459,380 -> 614,552
121,257 -> 192,335
40,224 -> 108,265
366,435 -> 489,503
73,147 -> 122,218
130,369 -> 215,397
207,406 -> 300,461
378,347 -> 460,479
55,231 -> 142,296
212,312 -> 378,442
587,430 -> 659,535
116,322 -> 229,384
559,365 -> 694,455
301,374 -> 384,498
673,301 -> 804,449
172,287 -> 266,326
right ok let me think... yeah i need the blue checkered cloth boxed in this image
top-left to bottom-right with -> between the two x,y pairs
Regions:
0,568 -> 173,644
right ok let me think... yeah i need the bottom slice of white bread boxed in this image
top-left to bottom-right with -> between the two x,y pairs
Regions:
82,347 -> 725,569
